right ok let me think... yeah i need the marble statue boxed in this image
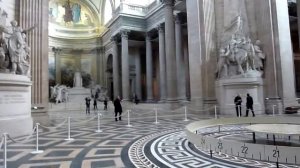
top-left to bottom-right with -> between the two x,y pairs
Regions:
216,15 -> 265,79
50,84 -> 69,104
0,12 -> 34,76
73,71 -> 83,87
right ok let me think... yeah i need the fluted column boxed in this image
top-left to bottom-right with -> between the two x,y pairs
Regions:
20,0 -> 49,109
163,0 -> 177,101
121,30 -> 130,100
146,33 -> 153,101
157,25 -> 167,101
135,48 -> 142,100
53,48 -> 62,84
274,0 -> 296,106
111,37 -> 120,99
175,14 -> 186,100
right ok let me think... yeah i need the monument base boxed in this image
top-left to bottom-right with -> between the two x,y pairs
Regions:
0,74 -> 33,137
215,77 -> 264,116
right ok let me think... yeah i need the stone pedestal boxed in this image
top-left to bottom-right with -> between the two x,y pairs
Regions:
215,77 -> 264,116
0,74 -> 33,137
73,72 -> 83,88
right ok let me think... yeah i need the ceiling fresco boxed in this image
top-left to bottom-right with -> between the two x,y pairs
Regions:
49,0 -> 105,39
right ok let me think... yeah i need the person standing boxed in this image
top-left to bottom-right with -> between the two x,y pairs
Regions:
104,98 -> 108,110
245,93 -> 255,117
85,97 -> 91,115
93,98 -> 97,110
234,94 -> 242,117
134,94 -> 139,105
113,96 -> 122,121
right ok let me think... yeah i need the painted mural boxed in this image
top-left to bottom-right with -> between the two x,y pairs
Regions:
49,0 -> 96,27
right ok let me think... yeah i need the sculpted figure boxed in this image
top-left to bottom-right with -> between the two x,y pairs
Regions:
0,38 -> 8,71
252,40 -> 265,71
216,48 -> 230,78
8,20 -> 23,74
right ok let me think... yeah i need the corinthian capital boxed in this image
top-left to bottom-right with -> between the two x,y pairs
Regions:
156,24 -> 165,34
161,0 -> 174,6
121,30 -> 130,40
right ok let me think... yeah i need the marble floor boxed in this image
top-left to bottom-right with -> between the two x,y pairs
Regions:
0,103 -> 299,168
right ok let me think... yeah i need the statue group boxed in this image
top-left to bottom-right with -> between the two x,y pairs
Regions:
216,16 -> 265,79
0,9 -> 33,76
50,84 -> 69,104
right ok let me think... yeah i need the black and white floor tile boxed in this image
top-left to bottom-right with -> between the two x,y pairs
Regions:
0,109 -> 299,168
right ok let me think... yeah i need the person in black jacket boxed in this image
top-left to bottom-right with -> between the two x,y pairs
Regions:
245,93 -> 255,117
85,97 -> 91,115
234,94 -> 242,117
113,96 -> 122,121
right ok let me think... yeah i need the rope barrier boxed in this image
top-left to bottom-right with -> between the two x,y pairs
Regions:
39,119 -> 68,130
70,116 -> 97,125
187,106 -> 215,112
6,126 -> 36,144
102,110 -> 129,120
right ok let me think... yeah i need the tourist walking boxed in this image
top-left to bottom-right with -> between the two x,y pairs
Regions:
245,93 -> 255,117
234,94 -> 242,117
93,98 -> 97,110
113,96 -> 122,121
85,97 -> 91,115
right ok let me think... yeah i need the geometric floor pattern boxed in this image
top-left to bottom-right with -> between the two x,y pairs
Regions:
0,105 -> 299,168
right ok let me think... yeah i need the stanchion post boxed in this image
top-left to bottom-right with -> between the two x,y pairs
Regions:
3,133 -> 7,168
154,108 -> 159,124
272,105 -> 276,116
64,117 -> 74,141
214,105 -> 217,119
95,113 -> 102,133
31,123 -> 44,154
127,110 -> 132,127
184,106 -> 189,121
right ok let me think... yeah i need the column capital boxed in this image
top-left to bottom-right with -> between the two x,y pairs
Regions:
145,32 -> 152,41
52,47 -> 62,54
156,24 -> 165,33
121,30 -> 130,40
110,36 -> 118,42
175,14 -> 181,24
161,0 -> 174,6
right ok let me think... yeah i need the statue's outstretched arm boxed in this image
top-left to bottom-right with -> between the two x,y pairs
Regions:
22,24 -> 36,34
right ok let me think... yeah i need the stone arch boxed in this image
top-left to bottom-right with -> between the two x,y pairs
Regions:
106,53 -> 114,100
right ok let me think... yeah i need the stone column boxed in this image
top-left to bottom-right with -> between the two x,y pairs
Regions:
163,0 -> 177,101
121,30 -> 130,100
175,14 -> 186,100
186,0 -> 203,107
20,0 -> 49,110
157,25 -> 167,101
53,48 -> 62,84
135,48 -> 142,100
274,0 -> 297,106
297,0 -> 300,49
146,33 -> 153,101
111,37 -> 120,99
